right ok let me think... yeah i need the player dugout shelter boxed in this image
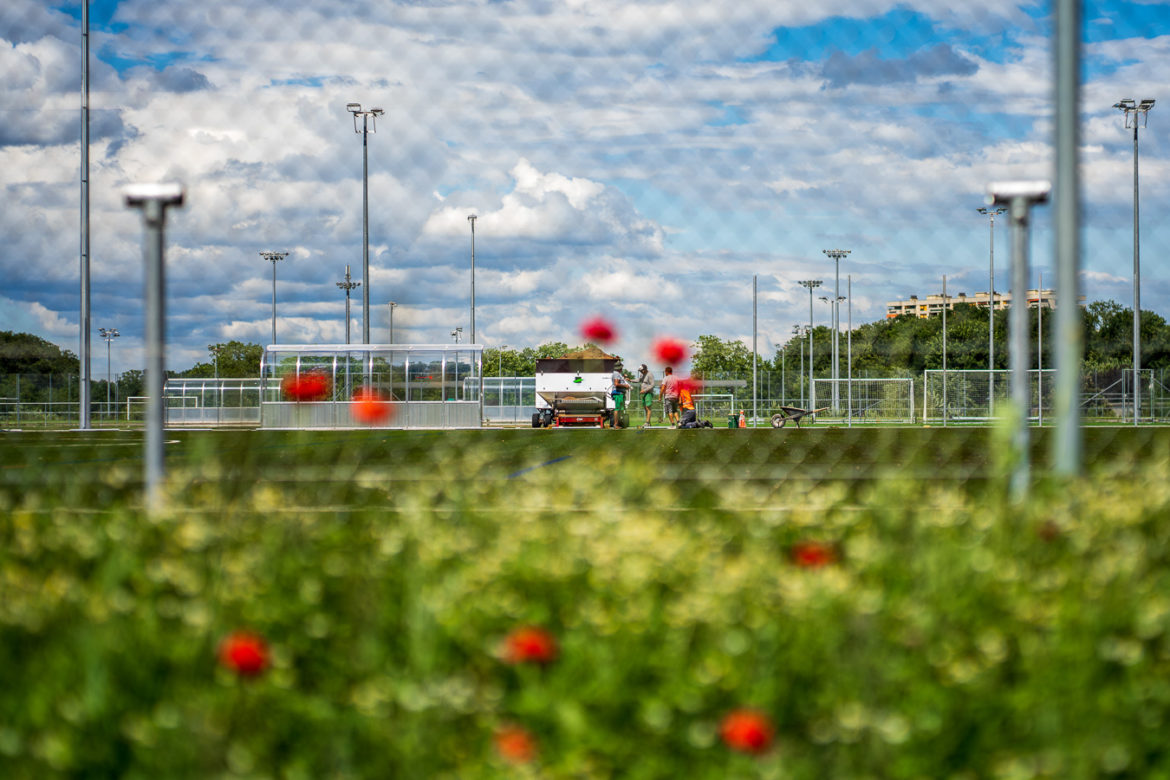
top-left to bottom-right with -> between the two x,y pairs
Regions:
261,344 -> 483,429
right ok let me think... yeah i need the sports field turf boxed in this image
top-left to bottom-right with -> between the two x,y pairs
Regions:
3,426 -> 1168,509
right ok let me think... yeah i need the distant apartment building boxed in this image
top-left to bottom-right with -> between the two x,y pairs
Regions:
885,289 -> 1058,319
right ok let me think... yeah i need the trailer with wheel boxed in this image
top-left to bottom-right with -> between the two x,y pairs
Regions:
531,349 -> 627,428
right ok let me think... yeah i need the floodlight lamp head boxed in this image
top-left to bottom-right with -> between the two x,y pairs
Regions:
1140,99 -> 1156,110
370,108 -> 384,115
987,180 -> 1051,206
347,103 -> 362,113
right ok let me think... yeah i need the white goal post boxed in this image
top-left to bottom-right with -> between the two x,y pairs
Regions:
811,378 -> 916,424
693,393 -> 735,422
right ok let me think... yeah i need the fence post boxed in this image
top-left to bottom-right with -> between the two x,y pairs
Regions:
124,183 -> 184,513
989,181 -> 1050,501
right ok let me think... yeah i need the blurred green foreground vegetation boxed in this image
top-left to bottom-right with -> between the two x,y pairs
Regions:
2,427 -> 1170,778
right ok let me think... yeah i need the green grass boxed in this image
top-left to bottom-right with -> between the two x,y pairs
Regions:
3,427 -> 1170,778
3,426 -> 1168,508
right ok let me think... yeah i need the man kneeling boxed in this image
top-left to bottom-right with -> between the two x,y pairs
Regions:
677,378 -> 712,428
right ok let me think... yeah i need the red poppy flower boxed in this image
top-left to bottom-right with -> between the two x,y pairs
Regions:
581,316 -> 617,345
351,387 -> 394,425
652,337 -> 688,366
720,709 -> 774,755
281,372 -> 331,402
502,626 -> 558,665
218,631 -> 270,677
791,541 -> 836,568
494,725 -> 538,764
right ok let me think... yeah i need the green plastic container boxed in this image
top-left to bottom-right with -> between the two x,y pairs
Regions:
727,414 -> 737,429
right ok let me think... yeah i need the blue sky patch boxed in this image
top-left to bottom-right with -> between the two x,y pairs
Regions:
268,77 -> 327,89
706,101 -> 749,127
1084,0 -> 1170,42
747,8 -> 949,62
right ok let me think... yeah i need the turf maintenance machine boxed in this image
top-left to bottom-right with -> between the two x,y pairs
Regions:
532,348 -> 628,428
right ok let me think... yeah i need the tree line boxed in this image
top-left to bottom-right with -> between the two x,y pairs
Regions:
3,300 -> 1168,402
687,300 -> 1170,378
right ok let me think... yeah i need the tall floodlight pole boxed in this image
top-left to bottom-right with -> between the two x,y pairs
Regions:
468,215 -> 477,345
1114,97 -> 1155,425
388,301 -> 397,344
799,280 -> 822,410
942,276 -> 948,427
752,275 -> 758,427
977,206 -> 1006,417
795,326 -> 805,408
847,275 -> 853,426
1038,271 -> 1044,426
259,251 -> 288,345
79,0 -> 92,429
1054,0 -> 1083,475
781,341 -> 786,407
337,264 -> 361,345
346,103 -> 384,344
989,180 -> 1050,501
820,293 -> 845,413
822,250 -> 850,412
124,183 -> 185,514
98,327 -> 119,417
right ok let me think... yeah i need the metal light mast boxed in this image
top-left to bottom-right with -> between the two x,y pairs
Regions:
259,251 -> 288,345
336,264 -> 361,345
346,103 -> 384,344
1113,97 -> 1155,425
822,249 -> 850,412
978,206 -> 1006,416
98,327 -> 119,417
468,214 -> 477,345
799,280 -> 822,411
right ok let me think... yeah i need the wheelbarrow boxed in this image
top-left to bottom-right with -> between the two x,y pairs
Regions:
770,406 -> 828,428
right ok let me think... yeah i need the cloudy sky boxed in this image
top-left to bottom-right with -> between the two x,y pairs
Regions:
2,0 -> 1168,374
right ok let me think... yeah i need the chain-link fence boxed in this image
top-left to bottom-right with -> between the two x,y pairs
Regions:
6,2 -> 1170,776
